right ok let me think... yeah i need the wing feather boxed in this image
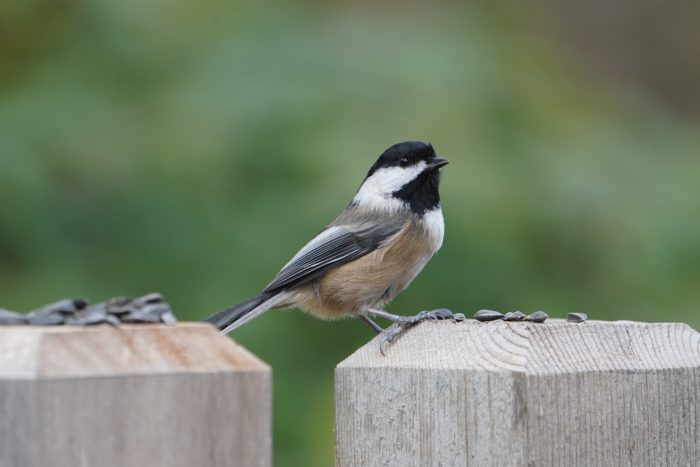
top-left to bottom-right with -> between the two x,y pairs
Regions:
262,222 -> 403,293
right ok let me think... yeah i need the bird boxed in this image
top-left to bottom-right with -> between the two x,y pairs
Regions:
206,141 -> 449,350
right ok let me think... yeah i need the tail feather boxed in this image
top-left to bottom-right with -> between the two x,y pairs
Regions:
206,293 -> 270,333
205,291 -> 291,334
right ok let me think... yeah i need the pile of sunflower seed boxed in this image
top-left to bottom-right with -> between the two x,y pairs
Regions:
472,309 -> 588,323
0,293 -> 177,326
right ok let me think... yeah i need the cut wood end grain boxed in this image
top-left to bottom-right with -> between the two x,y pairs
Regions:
0,322 -> 269,379
338,319 -> 700,374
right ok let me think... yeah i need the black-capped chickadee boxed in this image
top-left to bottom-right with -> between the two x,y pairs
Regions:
206,141 -> 449,346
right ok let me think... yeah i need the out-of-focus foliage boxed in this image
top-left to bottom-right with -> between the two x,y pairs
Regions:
1,0 -> 699,465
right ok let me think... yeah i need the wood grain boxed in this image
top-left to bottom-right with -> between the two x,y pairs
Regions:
0,323 -> 271,467
335,319 -> 700,467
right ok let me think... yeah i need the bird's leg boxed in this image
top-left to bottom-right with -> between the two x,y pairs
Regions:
367,308 -> 453,355
358,313 -> 385,334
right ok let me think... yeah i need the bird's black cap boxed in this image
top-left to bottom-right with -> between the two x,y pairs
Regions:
367,141 -> 437,177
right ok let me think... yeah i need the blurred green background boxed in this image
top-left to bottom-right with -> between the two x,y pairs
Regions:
1,0 -> 699,465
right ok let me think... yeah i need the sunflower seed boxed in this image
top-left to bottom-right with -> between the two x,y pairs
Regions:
503,311 -> 526,321
160,311 -> 178,324
105,297 -> 134,315
30,299 -> 79,316
0,309 -> 27,325
27,311 -> 65,325
567,312 -> 588,323
453,313 -> 466,322
525,311 -> 548,323
430,308 -> 453,319
2,292 -> 178,326
133,293 -> 164,306
105,315 -> 122,326
121,310 -> 162,323
474,309 -> 504,321
69,314 -> 107,326
142,303 -> 172,318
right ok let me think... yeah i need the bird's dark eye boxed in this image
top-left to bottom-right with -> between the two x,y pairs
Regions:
399,158 -> 409,167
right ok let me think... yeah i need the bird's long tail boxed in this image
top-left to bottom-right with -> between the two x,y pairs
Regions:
205,291 -> 291,334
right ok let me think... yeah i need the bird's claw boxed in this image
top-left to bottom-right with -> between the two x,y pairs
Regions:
379,324 -> 403,356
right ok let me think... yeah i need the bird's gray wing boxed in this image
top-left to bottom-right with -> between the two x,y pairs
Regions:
262,222 -> 403,293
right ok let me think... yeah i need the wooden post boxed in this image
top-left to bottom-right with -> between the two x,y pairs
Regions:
335,319 -> 700,467
0,323 -> 271,467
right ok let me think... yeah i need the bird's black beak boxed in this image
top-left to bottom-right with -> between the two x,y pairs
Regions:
428,156 -> 449,170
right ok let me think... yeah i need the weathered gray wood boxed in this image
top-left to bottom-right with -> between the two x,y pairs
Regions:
0,323 -> 271,467
335,319 -> 700,467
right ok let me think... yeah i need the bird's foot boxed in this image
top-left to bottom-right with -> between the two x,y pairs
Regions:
369,308 -> 453,355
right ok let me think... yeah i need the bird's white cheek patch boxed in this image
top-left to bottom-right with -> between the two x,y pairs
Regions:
352,191 -> 403,212
353,163 -> 426,210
